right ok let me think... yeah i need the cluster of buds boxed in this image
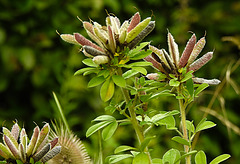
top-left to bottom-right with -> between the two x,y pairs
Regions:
145,32 -> 221,85
60,12 -> 155,65
0,122 -> 61,164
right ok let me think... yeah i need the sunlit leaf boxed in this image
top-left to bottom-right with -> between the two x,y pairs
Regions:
123,69 -> 138,79
108,154 -> 133,163
169,79 -> 180,87
102,121 -> 118,141
195,118 -> 216,133
93,115 -> 115,122
86,121 -> 111,137
194,83 -> 209,97
172,136 -> 190,146
162,149 -> 181,164
132,67 -> 147,75
82,58 -> 98,67
195,150 -> 207,164
114,145 -> 136,154
88,76 -> 106,88
132,152 -> 149,164
112,75 -> 126,87
100,78 -> 115,102
209,154 -> 231,164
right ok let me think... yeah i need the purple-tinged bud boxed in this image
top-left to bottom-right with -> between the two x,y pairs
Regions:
127,12 -> 141,32
74,33 -> 104,52
179,34 -> 196,68
4,135 -> 20,159
93,55 -> 109,65
149,45 -> 170,69
60,34 -> 79,45
19,143 -> 26,163
49,137 -> 59,149
27,126 -> 40,156
107,26 -> 116,53
146,73 -> 159,80
83,46 -> 106,57
187,36 -> 206,66
33,143 -> 51,162
168,31 -> 179,66
83,21 -> 94,34
189,52 -> 213,72
11,123 -> 19,141
144,55 -> 165,73
41,146 -> 61,163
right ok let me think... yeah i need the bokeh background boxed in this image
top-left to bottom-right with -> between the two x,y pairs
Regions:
0,0 -> 240,163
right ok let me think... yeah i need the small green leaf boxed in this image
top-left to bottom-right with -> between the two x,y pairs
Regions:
209,154 -> 231,164
123,69 -> 138,79
194,83 -> 209,97
186,120 -> 195,134
196,118 -> 216,133
175,150 -> 197,163
102,121 -> 118,141
82,58 -> 98,67
151,110 -> 179,124
130,50 -> 152,60
112,75 -> 126,87
140,136 -> 156,152
16,160 -> 24,164
93,115 -> 115,122
169,79 -> 180,87
162,149 -> 181,164
195,150 -> 207,164
181,71 -> 194,82
128,61 -> 152,67
149,90 -> 175,100
172,136 -> 190,146
114,145 -> 136,154
108,154 -> 133,163
186,78 -> 194,97
132,67 -> 147,75
132,152 -> 149,164
88,76 -> 106,88
152,158 -> 163,164
98,70 -> 110,78
86,121 -> 111,137
100,78 -> 115,102
157,115 -> 176,129
74,67 -> 97,76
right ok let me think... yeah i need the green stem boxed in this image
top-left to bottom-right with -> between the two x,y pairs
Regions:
178,87 -> 191,164
117,68 -> 152,163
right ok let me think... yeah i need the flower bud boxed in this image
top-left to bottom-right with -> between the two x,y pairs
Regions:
93,55 -> 109,65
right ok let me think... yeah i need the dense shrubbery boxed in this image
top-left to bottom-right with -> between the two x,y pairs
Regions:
0,0 -> 240,163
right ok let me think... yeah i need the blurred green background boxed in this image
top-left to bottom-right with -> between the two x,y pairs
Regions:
0,0 -> 240,163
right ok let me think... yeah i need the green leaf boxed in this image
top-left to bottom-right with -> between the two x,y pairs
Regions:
74,67 -> 97,76
195,150 -> 207,164
82,58 -> 98,67
102,121 -> 118,141
186,78 -> 194,97
0,161 -> 7,164
157,115 -> 176,129
162,149 -> 181,164
132,67 -> 147,75
194,83 -> 209,97
186,120 -> 195,134
128,42 -> 150,57
16,160 -> 24,164
151,110 -> 180,124
88,76 -> 106,88
86,121 -> 112,137
112,75 -> 126,87
128,61 -> 153,67
175,150 -> 197,163
108,154 -> 133,163
132,152 -> 149,164
100,78 -> 115,102
152,158 -> 163,164
114,145 -> 136,154
149,90 -> 175,100
169,79 -> 180,87
181,71 -> 194,82
172,136 -> 190,146
130,50 -> 152,60
93,115 -> 115,122
140,136 -> 156,152
195,118 -> 216,133
123,69 -> 138,79
98,70 -> 110,78
209,154 -> 231,164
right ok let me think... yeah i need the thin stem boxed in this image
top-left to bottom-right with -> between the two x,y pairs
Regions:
178,87 -> 191,164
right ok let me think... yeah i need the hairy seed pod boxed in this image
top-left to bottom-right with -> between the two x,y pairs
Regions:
19,143 -> 26,163
168,31 -> 179,66
11,123 -> 19,141
126,17 -> 151,43
179,34 -> 196,68
41,146 -> 61,163
93,26 -> 108,46
83,22 -> 94,34
49,138 -> 59,149
162,49 -> 176,71
107,26 -> 116,53
110,16 -> 120,34
33,143 -> 51,162
127,12 -> 141,32
20,128 -> 27,152
192,77 -> 221,85
128,21 -> 155,49
149,45 -> 170,69
119,21 -> 128,44
33,123 -> 50,154
60,34 -> 79,45
2,127 -> 18,148
74,33 -> 104,52
83,46 -> 106,56
4,135 -> 20,159
93,55 -> 109,65
144,55 -> 165,73
189,51 -> 213,72
27,126 -> 40,156
187,36 -> 206,66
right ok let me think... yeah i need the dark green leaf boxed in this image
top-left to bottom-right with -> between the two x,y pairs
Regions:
112,75 -> 126,87
88,76 -> 106,88
209,154 -> 231,164
114,145 -> 136,154
86,121 -> 112,137
195,150 -> 207,164
132,152 -> 149,164
102,121 -> 118,141
186,78 -> 194,97
100,78 -> 115,102
172,136 -> 190,146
